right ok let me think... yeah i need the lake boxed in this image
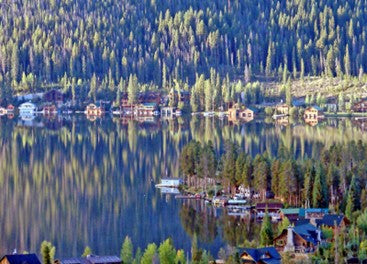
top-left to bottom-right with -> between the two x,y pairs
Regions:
0,115 -> 366,259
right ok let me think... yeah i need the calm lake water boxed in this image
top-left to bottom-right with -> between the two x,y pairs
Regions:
0,115 -> 366,258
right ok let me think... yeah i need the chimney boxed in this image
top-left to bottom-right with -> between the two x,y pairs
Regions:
284,226 -> 295,252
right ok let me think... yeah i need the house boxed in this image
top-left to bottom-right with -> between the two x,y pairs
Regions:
304,106 -> 324,125
0,254 -> 41,264
121,92 -> 162,110
19,102 -> 36,115
274,223 -> 321,253
85,103 -> 104,116
228,105 -> 240,120
305,208 -> 329,220
276,104 -> 289,115
256,203 -> 283,221
280,208 -> 305,222
352,99 -> 367,112
43,105 -> 58,115
135,103 -> 159,116
228,104 -> 255,121
60,255 -> 121,264
238,108 -> 255,121
43,90 -> 63,104
316,214 -> 350,229
238,247 -> 281,264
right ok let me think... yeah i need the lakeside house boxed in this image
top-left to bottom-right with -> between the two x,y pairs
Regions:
19,102 -> 36,115
60,255 -> 121,264
274,223 -> 321,253
305,208 -> 329,220
280,208 -> 305,222
135,103 -> 159,116
85,103 -> 105,116
43,105 -> 58,115
7,104 -> 15,112
276,103 -> 289,115
352,99 -> 367,112
255,202 -> 283,221
228,104 -> 256,122
121,92 -> 162,110
237,247 -> 281,264
316,214 -> 350,233
304,106 -> 324,125
0,254 -> 41,264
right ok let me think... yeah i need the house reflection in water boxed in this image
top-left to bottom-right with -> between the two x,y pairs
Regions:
304,106 -> 324,126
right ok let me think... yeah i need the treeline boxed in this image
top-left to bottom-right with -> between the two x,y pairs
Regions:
39,237 -> 213,264
180,140 -> 367,218
1,0 -> 367,100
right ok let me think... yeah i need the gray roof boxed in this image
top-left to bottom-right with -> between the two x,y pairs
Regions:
61,256 -> 121,264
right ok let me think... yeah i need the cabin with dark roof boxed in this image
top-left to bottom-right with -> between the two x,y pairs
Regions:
0,254 -> 41,264
274,223 -> 321,253
255,203 -> 283,221
316,214 -> 350,234
238,247 -> 281,264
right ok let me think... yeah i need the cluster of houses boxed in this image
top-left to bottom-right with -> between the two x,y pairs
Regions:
255,203 -> 350,254
0,89 -> 192,120
273,103 -> 325,126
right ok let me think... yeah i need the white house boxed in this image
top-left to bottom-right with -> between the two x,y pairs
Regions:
19,102 -> 36,115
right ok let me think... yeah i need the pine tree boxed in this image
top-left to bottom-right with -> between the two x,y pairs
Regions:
265,42 -> 273,76
158,239 -> 176,264
89,74 -> 97,101
82,246 -> 92,257
260,213 -> 273,246
141,243 -> 157,264
121,236 -> 134,264
11,43 -> 19,82
40,241 -> 55,264
285,78 -> 292,106
127,74 -> 139,105
344,45 -> 351,77
277,217 -> 290,235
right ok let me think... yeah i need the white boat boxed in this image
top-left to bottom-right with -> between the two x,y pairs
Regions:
155,178 -> 184,188
112,110 -> 123,115
272,114 -> 287,119
227,199 -> 247,205
203,112 -> 215,117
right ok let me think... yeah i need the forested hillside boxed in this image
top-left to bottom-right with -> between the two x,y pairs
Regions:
0,0 -> 367,99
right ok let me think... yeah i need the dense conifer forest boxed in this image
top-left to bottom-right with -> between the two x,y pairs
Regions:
1,0 -> 367,101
